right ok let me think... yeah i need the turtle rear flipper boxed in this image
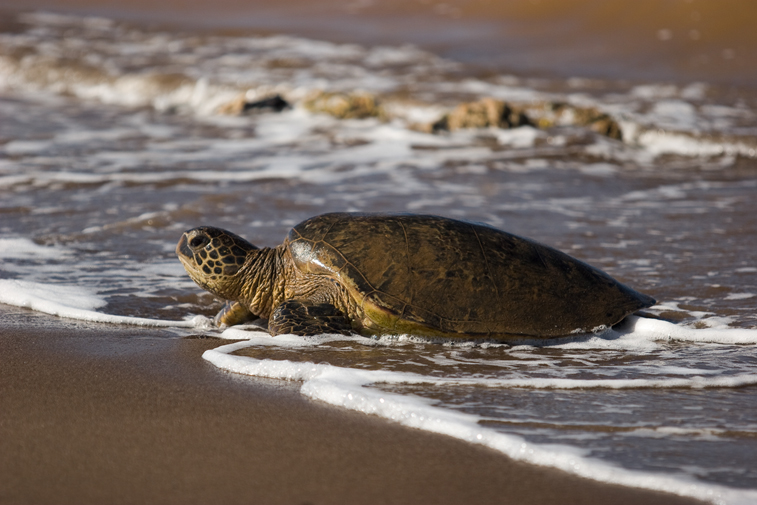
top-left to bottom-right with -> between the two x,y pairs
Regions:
215,300 -> 257,326
269,300 -> 354,336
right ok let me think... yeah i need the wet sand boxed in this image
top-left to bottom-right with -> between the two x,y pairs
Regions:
1,309 -> 703,505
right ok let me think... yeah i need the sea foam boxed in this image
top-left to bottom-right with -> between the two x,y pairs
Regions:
203,334 -> 757,505
0,279 -> 211,328
0,238 -> 66,259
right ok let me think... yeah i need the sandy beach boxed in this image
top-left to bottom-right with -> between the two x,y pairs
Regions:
1,1 -> 755,502
1,308 -> 703,505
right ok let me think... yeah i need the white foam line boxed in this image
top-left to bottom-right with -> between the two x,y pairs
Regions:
440,374 -> 757,390
217,316 -> 757,350
0,169 -> 284,187
0,162 -> 393,188
203,341 -> 757,505
636,129 -> 757,159
49,310 -> 209,328
629,316 -> 757,344
0,279 -> 210,328
209,329 -> 757,389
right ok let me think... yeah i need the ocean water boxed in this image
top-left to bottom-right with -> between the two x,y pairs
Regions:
1,10 -> 756,505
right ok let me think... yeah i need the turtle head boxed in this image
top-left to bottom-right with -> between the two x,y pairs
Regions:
176,226 -> 257,300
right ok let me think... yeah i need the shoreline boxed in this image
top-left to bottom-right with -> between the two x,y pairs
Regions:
0,309 -> 704,505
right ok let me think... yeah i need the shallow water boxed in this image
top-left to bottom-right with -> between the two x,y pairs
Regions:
1,11 -> 756,504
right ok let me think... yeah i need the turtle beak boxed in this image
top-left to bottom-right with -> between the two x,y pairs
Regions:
176,233 -> 193,260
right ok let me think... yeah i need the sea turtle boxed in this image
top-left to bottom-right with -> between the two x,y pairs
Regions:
176,212 -> 655,339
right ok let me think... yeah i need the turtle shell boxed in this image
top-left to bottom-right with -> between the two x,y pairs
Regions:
285,213 -> 655,338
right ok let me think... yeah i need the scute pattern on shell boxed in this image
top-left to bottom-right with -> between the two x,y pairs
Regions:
286,213 -> 655,337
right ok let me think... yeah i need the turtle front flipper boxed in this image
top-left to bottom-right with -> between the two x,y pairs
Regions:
269,300 -> 354,336
215,300 -> 257,327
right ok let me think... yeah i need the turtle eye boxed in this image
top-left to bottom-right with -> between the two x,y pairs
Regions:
189,235 -> 209,249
